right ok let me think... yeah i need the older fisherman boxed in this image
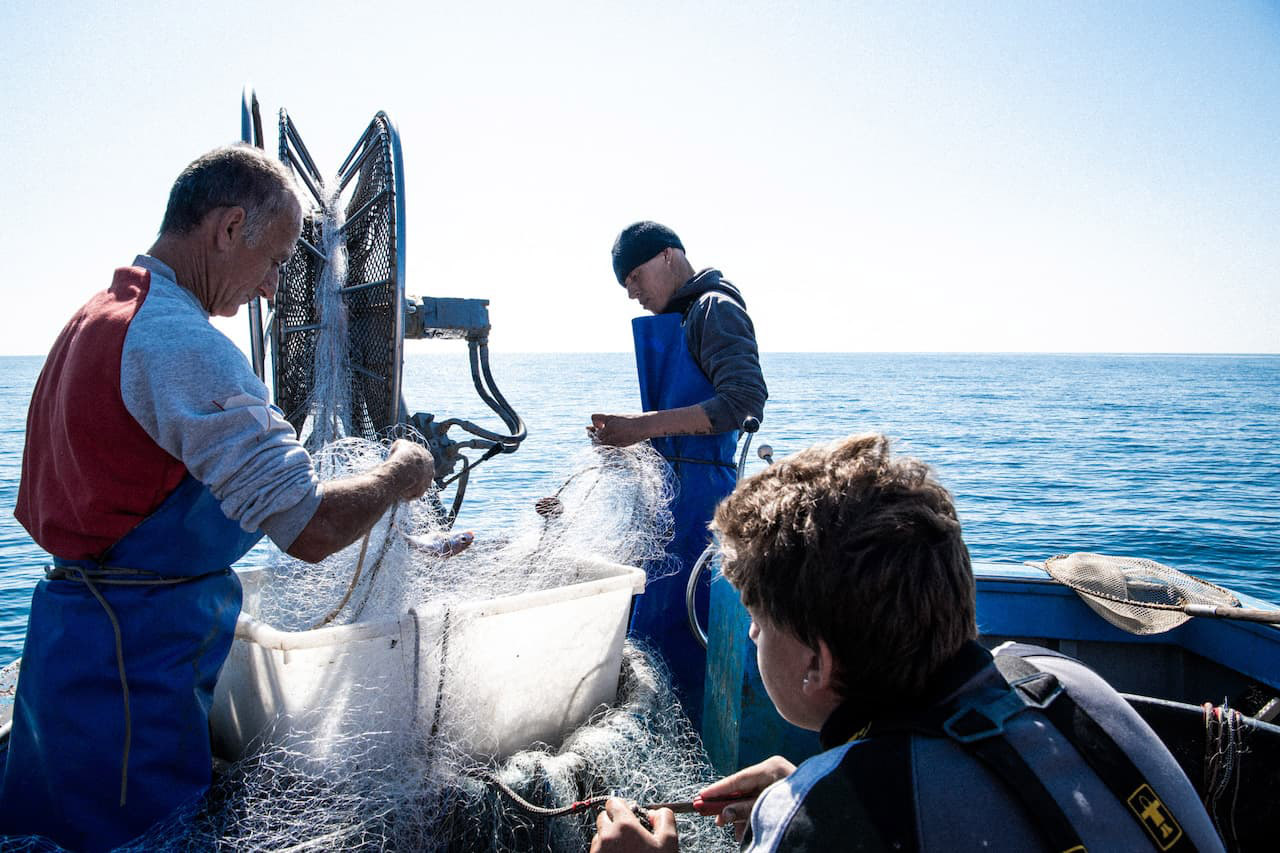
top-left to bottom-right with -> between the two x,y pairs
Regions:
590,221 -> 767,724
0,145 -> 435,851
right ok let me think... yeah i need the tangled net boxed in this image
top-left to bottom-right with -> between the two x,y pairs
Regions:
112,643 -> 734,852
0,437 -> 722,852
299,184 -> 351,452
118,438 -> 726,852
251,438 -> 677,631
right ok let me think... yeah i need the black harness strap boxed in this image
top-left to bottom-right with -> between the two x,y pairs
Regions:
929,678 -> 1087,853
870,654 -> 1199,852
995,656 -> 1197,853
964,737 -> 1087,853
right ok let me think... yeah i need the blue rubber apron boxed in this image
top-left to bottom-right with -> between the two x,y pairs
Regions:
631,313 -> 737,726
0,474 -> 262,852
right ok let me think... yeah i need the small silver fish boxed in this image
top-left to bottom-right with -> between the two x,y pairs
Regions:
404,530 -> 475,557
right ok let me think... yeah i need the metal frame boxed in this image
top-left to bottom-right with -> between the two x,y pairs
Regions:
269,109 -> 406,437
240,86 -> 268,382
328,112 -> 409,421
237,87 -> 525,523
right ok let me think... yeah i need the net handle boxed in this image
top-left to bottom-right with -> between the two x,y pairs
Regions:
1184,604 -> 1280,625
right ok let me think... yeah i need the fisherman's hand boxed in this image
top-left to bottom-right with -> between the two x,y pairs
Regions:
589,413 -> 646,448
589,797 -> 677,852
701,755 -> 796,842
385,439 -> 436,501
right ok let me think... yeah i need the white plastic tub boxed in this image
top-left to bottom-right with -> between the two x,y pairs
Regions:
210,555 -> 645,761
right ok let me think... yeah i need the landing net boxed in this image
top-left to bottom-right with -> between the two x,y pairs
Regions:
1041,552 -> 1242,635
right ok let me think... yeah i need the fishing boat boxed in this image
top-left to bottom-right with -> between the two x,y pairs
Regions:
238,90 -> 1280,850
1,91 -> 1277,852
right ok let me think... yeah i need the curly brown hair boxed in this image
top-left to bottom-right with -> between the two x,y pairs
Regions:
711,433 -> 976,702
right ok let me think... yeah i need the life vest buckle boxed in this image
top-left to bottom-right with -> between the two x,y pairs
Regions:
1008,671 -> 1065,709
942,689 -> 1024,742
942,672 -> 1064,743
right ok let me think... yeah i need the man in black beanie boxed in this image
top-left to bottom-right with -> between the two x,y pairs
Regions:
589,220 -> 767,725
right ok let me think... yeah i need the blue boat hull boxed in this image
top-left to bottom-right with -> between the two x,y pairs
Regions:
703,560 -> 1280,773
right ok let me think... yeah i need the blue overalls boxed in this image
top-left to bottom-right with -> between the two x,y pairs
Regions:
0,474 -> 261,852
630,312 -> 738,726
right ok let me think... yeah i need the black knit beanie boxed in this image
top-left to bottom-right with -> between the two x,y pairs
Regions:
611,221 -> 685,285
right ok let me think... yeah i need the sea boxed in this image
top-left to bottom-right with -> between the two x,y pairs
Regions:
1,352 -> 1277,662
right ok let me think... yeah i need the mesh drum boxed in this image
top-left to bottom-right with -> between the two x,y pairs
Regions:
272,111 -> 406,441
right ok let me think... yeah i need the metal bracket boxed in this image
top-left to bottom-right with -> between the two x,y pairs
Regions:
405,296 -> 490,340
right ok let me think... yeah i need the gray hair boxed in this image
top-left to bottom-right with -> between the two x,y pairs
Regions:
159,144 -> 301,246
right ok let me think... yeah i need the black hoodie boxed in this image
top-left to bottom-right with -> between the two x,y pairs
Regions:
662,268 -> 767,433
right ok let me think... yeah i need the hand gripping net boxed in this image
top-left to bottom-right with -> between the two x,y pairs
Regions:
1042,553 -> 1241,635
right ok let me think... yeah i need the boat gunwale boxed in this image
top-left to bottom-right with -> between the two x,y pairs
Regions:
973,560 -> 1280,692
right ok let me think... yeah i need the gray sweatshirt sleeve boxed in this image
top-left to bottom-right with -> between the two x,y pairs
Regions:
120,283 -> 321,550
684,293 -> 768,433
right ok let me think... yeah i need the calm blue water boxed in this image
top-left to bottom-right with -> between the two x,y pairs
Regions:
1,352 -> 1277,661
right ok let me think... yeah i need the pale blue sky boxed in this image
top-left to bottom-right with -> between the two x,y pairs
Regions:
1,1 -> 1276,354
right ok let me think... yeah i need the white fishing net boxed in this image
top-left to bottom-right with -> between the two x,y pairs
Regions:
114,643 -> 734,852
297,186 -> 352,452
155,386 -> 737,848
250,437 -> 677,632
52,423 -> 730,852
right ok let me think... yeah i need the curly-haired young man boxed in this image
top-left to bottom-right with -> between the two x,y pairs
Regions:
592,433 -> 1222,852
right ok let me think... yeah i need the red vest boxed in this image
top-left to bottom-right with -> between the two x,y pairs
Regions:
15,267 -> 187,560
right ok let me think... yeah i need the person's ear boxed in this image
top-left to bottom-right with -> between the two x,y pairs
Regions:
212,206 -> 247,251
803,639 -> 838,695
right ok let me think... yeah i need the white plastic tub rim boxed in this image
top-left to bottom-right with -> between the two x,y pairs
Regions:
214,553 -> 646,760
232,553 -> 645,650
